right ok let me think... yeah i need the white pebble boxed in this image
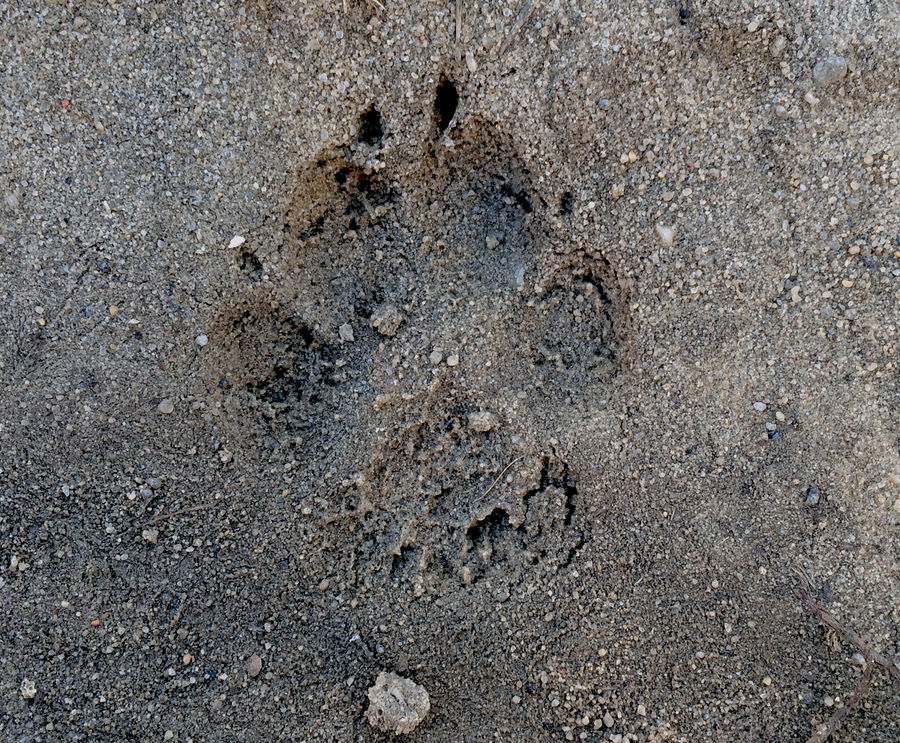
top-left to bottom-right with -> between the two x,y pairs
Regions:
228,235 -> 246,250
142,528 -> 159,544
21,678 -> 37,699
465,50 -> 477,73
429,350 -> 443,365
655,224 -> 675,247
366,672 -> 430,735
157,398 -> 175,415
339,323 -> 355,342
753,402 -> 766,412
195,334 -> 208,347
469,411 -> 498,432
446,353 -> 459,367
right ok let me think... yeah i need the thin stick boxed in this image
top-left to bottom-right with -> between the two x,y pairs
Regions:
806,665 -> 873,743
795,586 -> 900,686
497,1 -> 535,58
480,456 -> 523,499
146,503 -> 215,526
455,0 -> 462,55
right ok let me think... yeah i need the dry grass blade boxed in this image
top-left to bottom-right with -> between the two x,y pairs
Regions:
480,456 -> 523,499
497,1 -> 536,57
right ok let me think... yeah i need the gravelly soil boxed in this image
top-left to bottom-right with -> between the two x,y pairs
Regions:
2,2 -> 899,741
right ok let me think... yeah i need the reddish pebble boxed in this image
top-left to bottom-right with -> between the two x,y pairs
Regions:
62,99 -> 70,109
90,618 -> 100,627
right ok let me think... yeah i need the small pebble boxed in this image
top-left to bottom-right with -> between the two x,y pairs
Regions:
142,528 -> 159,544
812,55 -> 848,88
338,323 -> 355,342
429,350 -> 443,365
157,398 -> 175,415
805,485 -> 820,506
465,50 -> 477,73
851,652 -> 866,667
370,303 -> 403,337
446,353 -> 459,367
823,695 -> 834,707
753,401 -> 766,411
603,712 -> 614,728
195,334 -> 208,347
366,672 -> 430,735
228,235 -> 246,250
246,653 -> 263,678
21,678 -> 37,700
655,224 -> 675,247
637,704 -> 646,716
468,411 -> 498,432
512,265 -> 525,287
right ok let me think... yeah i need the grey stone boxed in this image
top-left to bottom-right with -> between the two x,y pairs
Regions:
813,55 -> 848,87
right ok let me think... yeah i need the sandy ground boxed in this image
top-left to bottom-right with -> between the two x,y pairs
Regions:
2,1 -> 899,741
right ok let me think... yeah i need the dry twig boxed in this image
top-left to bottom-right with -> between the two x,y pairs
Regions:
796,583 -> 900,743
806,665 -> 873,743
795,585 -> 900,686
